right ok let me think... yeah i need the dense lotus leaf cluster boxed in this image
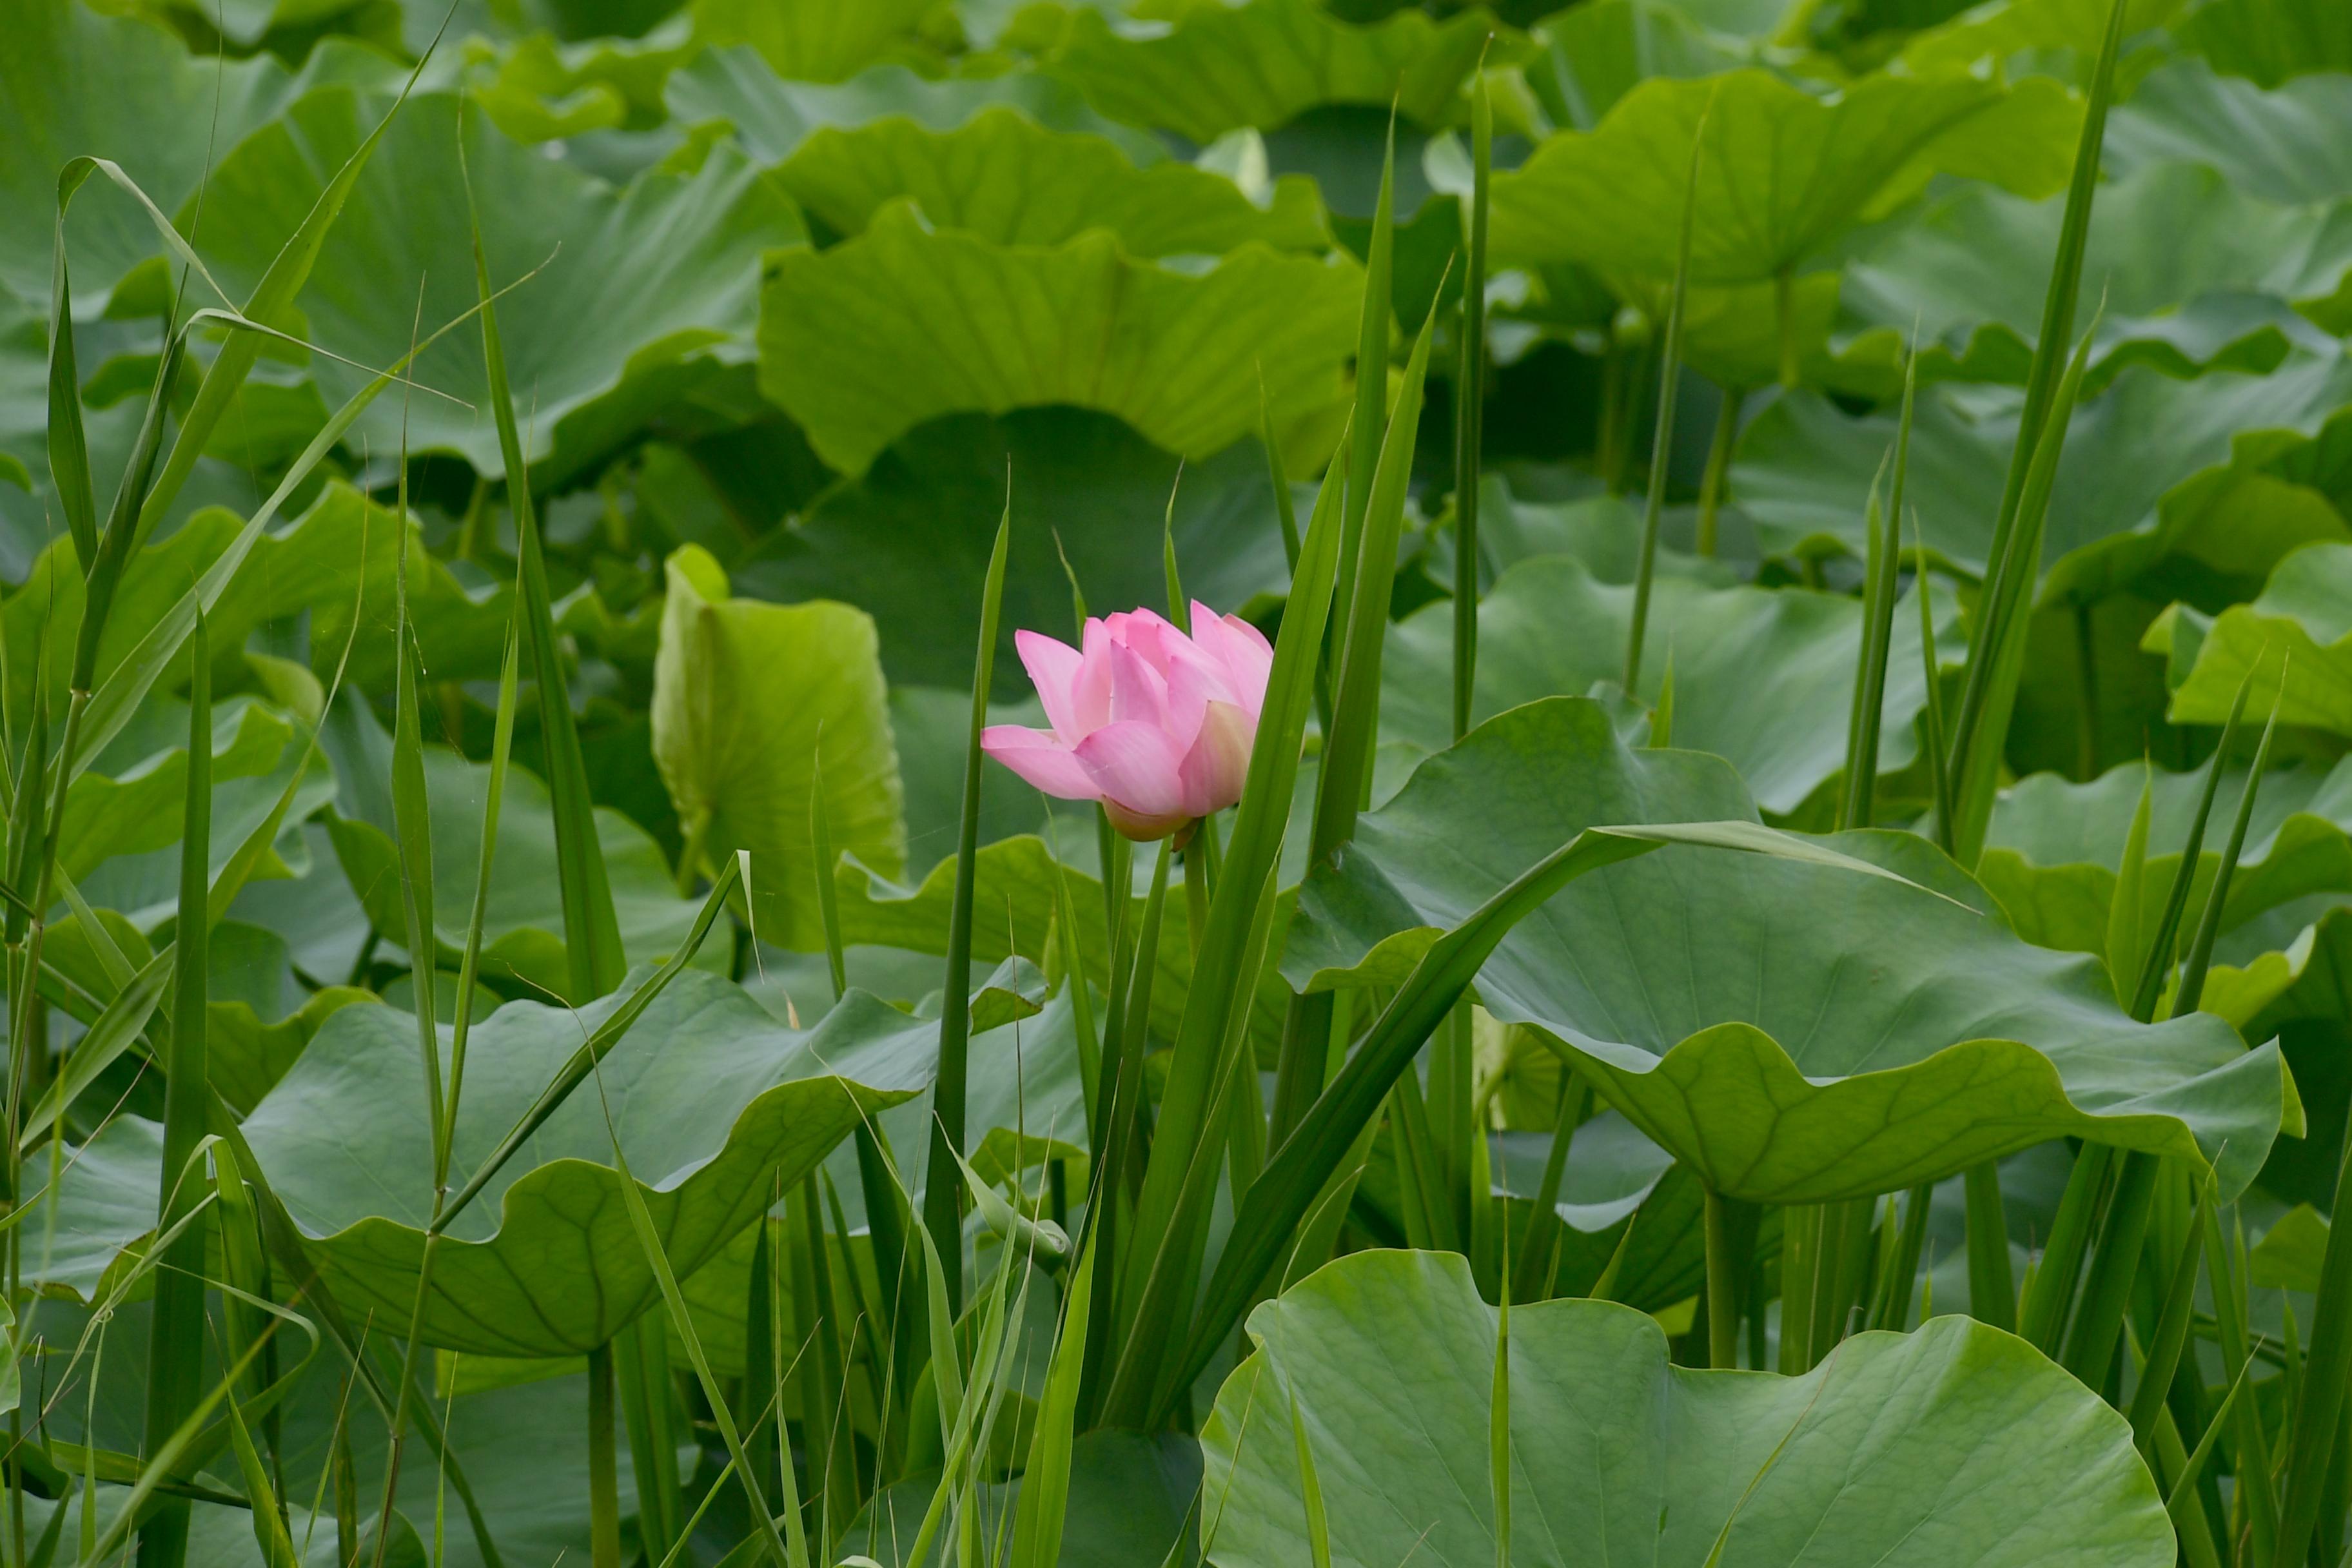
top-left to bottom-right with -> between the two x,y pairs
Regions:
5,0 -> 2351,1563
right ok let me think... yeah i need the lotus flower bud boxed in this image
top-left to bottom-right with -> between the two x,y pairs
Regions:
981,602 -> 1273,841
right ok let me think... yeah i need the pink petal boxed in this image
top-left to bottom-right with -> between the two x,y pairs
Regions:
1073,720 -> 1189,821
980,726 -> 1100,801
1156,639 -> 1226,749
1106,640 -> 1170,731
1071,620 -> 1114,734
1192,606 -> 1274,721
1178,700 -> 1255,817
1015,630 -> 1087,744
1109,607 -> 1179,676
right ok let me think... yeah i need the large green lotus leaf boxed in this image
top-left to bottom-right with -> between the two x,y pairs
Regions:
2108,59 -> 2352,205
188,88 -> 803,482
2199,903 -> 2352,1041
1520,0 -> 1750,135
242,969 -> 937,1356
1052,0 -> 1500,142
772,108 -> 1327,254
462,22 -> 699,146
733,408 -> 1291,694
0,1 -> 304,308
2175,0 -> 2352,88
1982,756 -> 2352,961
2,482 -> 406,725
651,544 -> 905,949
1733,357 -> 2352,594
667,51 -> 1164,166
1380,553 -> 1959,817
1486,68 -> 2078,282
75,712 -> 337,932
1828,162 -> 2352,394
755,202 -> 1360,475
1282,698 -> 2286,1203
324,747 -> 709,1003
1425,478 -> 1742,591
843,1431 -> 1198,1567
19,1114 -> 175,1306
1201,1250 -> 2171,1568
693,0 -> 935,83
1899,0 -> 2180,68
60,696 -> 292,883
2148,541 -> 2352,736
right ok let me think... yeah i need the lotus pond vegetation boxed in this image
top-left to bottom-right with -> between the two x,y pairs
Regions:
7,0 -> 2352,1562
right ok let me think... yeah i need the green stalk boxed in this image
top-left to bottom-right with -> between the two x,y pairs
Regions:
1082,839 -> 1171,1424
2276,1112 -> 2352,1568
614,1315 -> 683,1567
585,1343 -> 621,1568
132,608 -> 210,1568
1694,386 -> 1742,559
2173,689 -> 2283,1019
1332,115 -> 1396,654
811,748 -> 847,1004
2018,1143 -> 2112,1355
1266,451 -> 1353,1146
1510,1074 -> 1586,1305
1624,96 -> 1710,694
2127,1181 -> 2213,1459
1961,1164 -> 2015,1331
1703,1190 -> 1749,1368
1841,346 -> 1916,830
1452,67 -> 1492,745
923,502 -> 1010,1317
1868,1184 -> 1932,1333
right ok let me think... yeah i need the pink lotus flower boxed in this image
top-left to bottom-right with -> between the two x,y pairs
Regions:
982,603 -> 1274,841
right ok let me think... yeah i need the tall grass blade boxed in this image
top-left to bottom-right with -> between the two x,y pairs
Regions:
462,135 -> 623,1002
1007,1240 -> 1094,1568
1624,92 -> 1711,693
1841,346 -> 1916,829
1333,112 -> 1396,648
133,609 -> 210,1568
2173,683 -> 2284,1019
1453,66 -> 1492,744
1943,0 -> 2127,857
924,498 -> 1010,1317
2127,1181 -> 2213,1458
589,1079 -> 806,1568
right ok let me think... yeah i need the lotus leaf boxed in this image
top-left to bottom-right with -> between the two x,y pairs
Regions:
1283,698 -> 2287,1203
1487,68 -> 2079,283
755,203 -> 1362,475
1203,1249 -> 2171,1568
1380,553 -> 1959,816
243,968 -> 938,1356
2150,541 -> 2352,736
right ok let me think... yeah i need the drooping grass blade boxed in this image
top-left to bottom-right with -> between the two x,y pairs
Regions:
431,856 -> 741,1236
